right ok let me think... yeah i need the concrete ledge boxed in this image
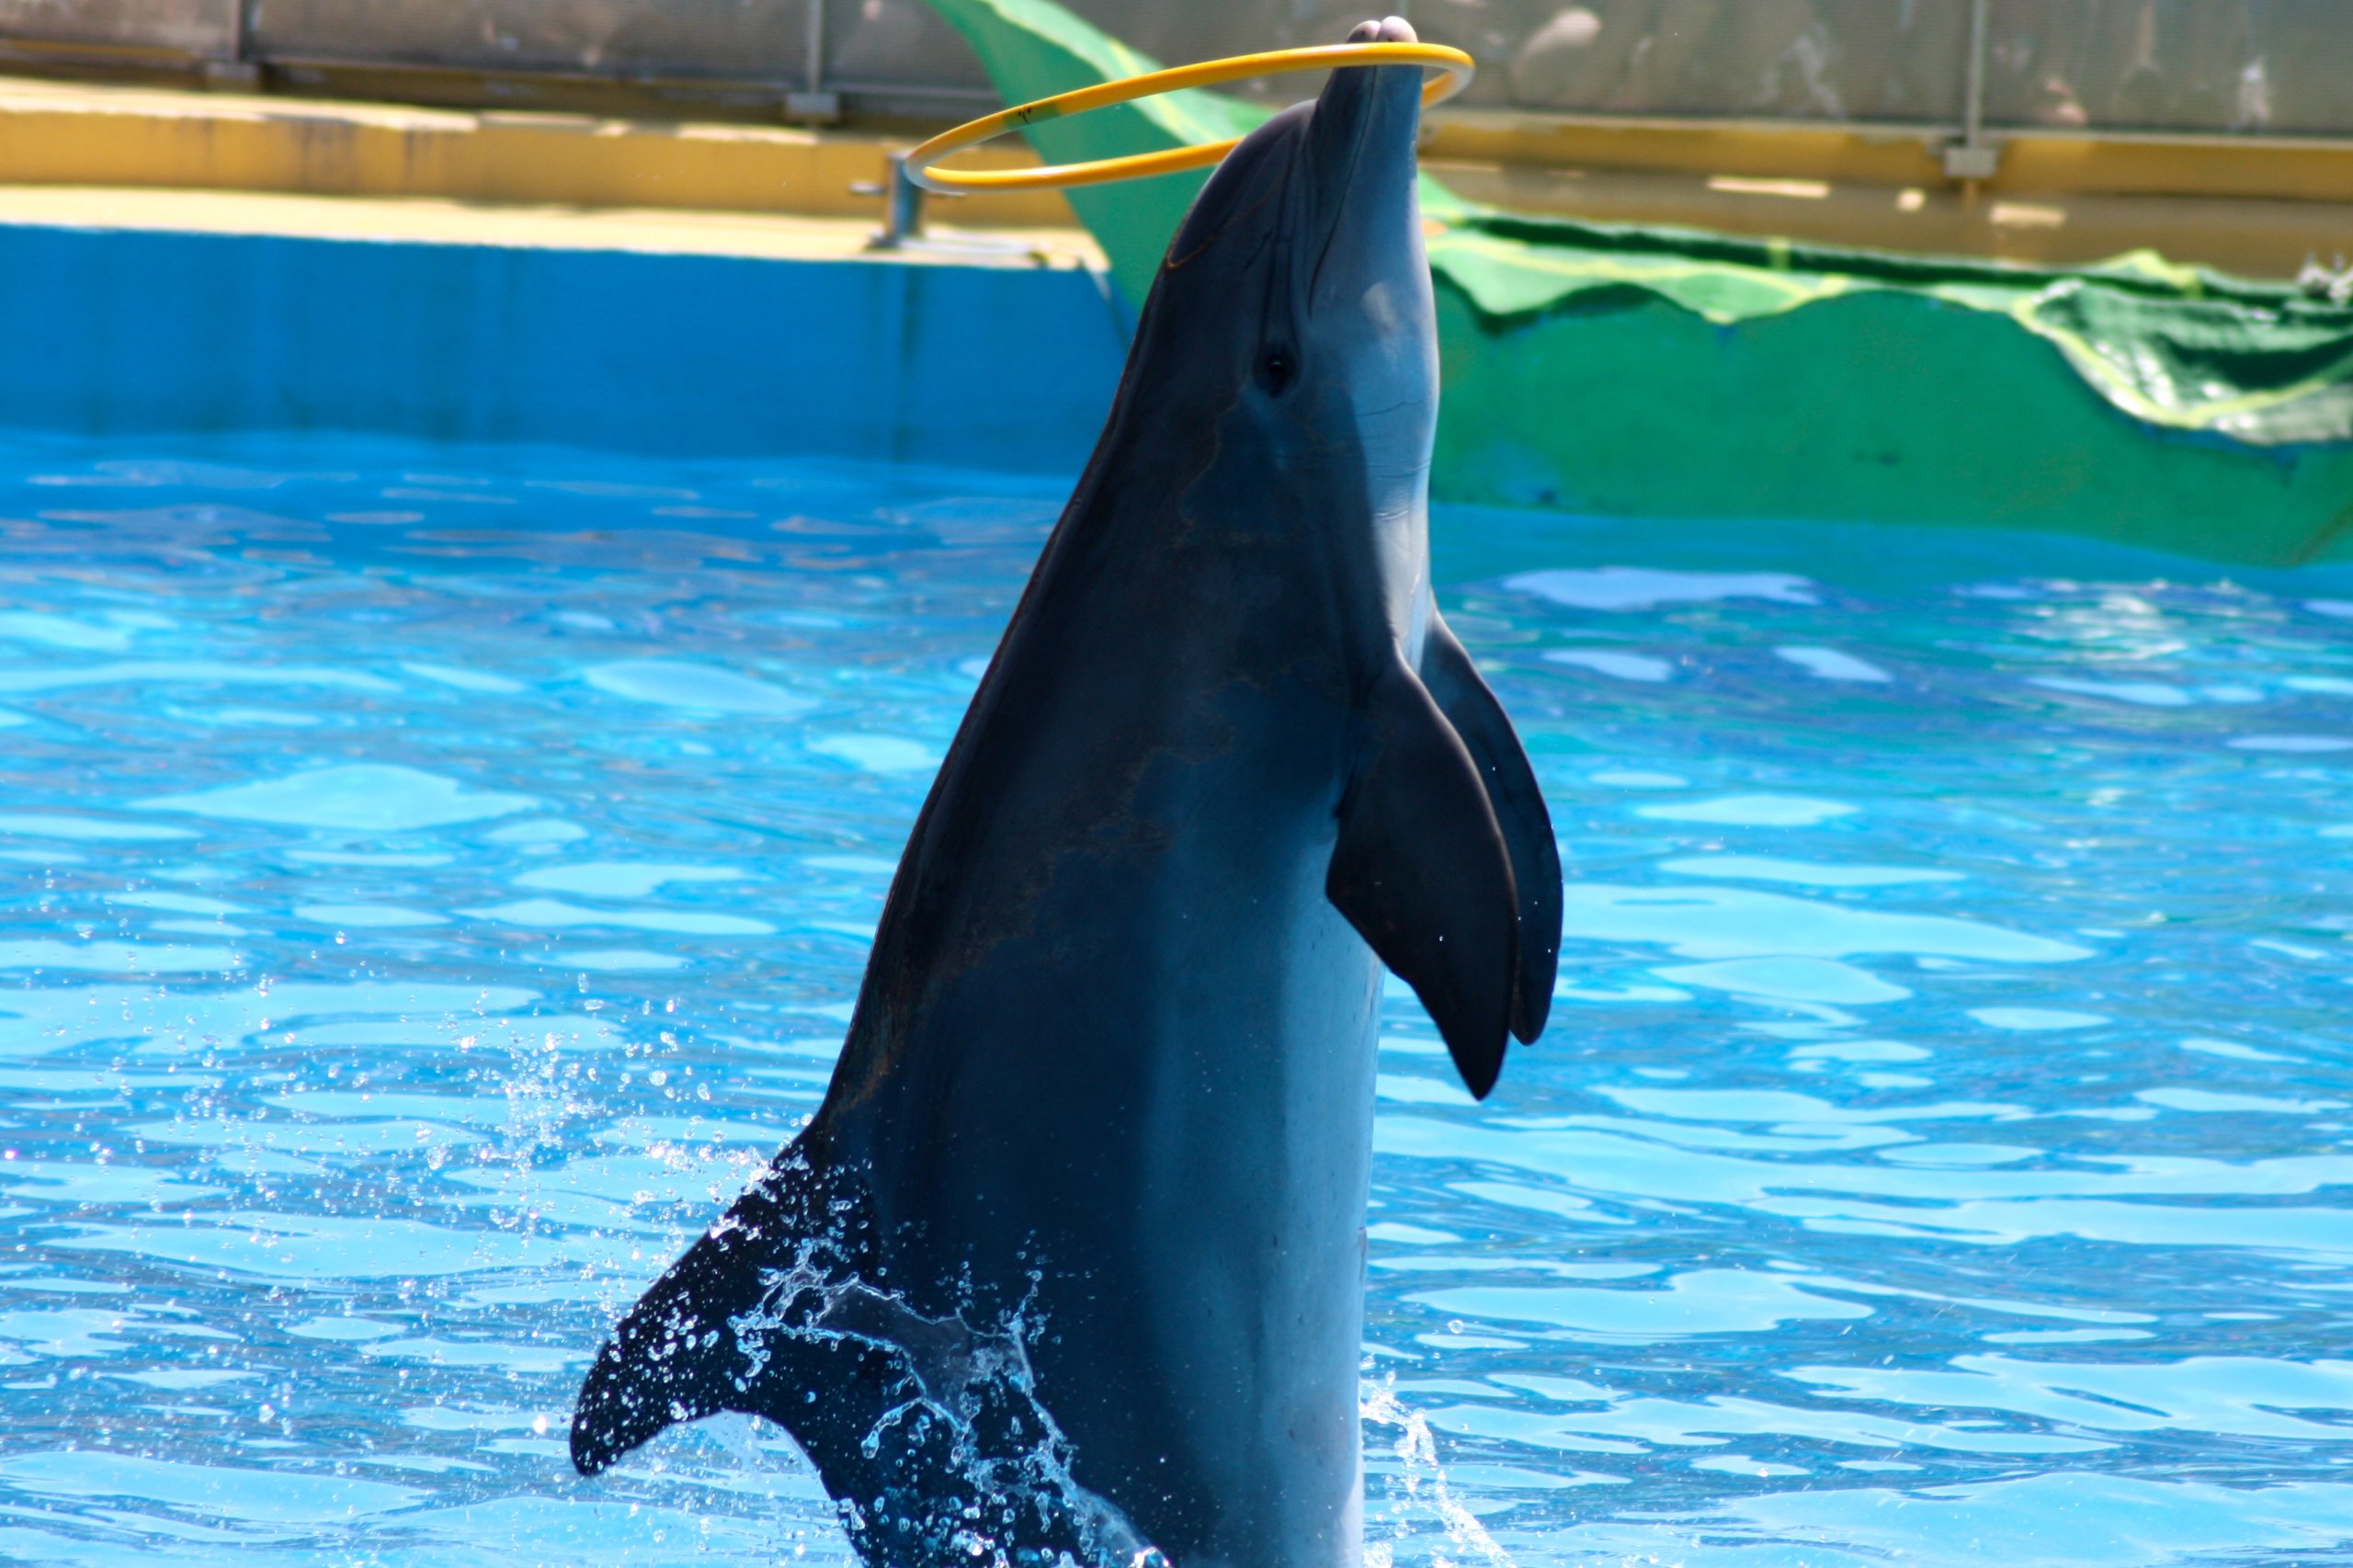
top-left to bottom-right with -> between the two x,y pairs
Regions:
1426,111 -> 2353,204
6,74 -> 2345,282
0,74 -> 1082,228
1427,158 -> 2353,281
1424,113 -> 2353,281
0,183 -> 1105,267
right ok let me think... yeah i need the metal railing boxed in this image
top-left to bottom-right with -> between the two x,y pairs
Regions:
3,0 -> 2347,146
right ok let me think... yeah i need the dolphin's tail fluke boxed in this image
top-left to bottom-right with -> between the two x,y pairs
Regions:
570,1143 -> 882,1479
572,1143 -> 1162,1567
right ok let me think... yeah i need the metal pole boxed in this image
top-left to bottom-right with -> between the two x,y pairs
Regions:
1944,0 -> 1998,178
869,150 -> 925,250
1962,0 -> 1988,150
785,0 -> 840,121
202,0 -> 264,87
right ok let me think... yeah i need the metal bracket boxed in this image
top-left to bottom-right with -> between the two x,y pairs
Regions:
787,0 -> 838,124
1942,142 -> 2000,180
1943,0 -> 1998,181
864,151 -> 925,249
784,89 -> 841,124
206,0 -> 262,89
201,59 -> 263,89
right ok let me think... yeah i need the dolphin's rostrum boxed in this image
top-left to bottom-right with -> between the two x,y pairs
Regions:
572,19 -> 1563,1566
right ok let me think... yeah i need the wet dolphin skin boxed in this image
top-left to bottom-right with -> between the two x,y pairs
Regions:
570,19 -> 1563,1567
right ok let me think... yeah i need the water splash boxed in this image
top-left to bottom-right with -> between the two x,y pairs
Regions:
726,1229 -> 1166,1568
1364,1380 -> 1514,1568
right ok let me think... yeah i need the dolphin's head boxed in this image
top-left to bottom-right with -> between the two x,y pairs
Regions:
1115,17 -> 1438,524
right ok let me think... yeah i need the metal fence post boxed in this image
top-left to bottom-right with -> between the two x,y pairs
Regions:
201,0 -> 264,87
1943,0 -> 1999,179
786,0 -> 841,122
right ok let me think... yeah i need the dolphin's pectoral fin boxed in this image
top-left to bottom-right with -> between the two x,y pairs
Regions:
1328,655 -> 1520,1097
1420,615 -> 1563,1044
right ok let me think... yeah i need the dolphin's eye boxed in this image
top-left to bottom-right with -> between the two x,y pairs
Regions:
1257,347 -> 1297,396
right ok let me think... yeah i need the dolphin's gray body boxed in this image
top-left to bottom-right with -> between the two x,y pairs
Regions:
571,21 -> 1561,1567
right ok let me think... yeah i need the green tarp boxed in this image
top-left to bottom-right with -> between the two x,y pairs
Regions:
927,0 -> 2353,450
1438,218 -> 2353,448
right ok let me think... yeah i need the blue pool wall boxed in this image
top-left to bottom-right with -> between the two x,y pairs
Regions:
0,224 -> 1133,472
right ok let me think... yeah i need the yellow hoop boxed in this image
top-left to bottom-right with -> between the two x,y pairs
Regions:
904,42 -> 1475,195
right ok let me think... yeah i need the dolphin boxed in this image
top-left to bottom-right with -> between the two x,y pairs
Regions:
570,18 -> 1562,1567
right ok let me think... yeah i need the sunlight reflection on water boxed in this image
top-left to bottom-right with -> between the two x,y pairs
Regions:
0,432 -> 2348,1566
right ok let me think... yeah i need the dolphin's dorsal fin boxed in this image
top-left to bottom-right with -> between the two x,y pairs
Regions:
1419,616 -> 1563,1043
1327,655 -> 1521,1097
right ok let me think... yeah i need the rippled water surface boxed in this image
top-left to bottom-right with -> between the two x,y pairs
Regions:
1,430 -> 2350,1567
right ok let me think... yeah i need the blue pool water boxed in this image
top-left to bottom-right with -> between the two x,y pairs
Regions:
0,428 -> 2349,1567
